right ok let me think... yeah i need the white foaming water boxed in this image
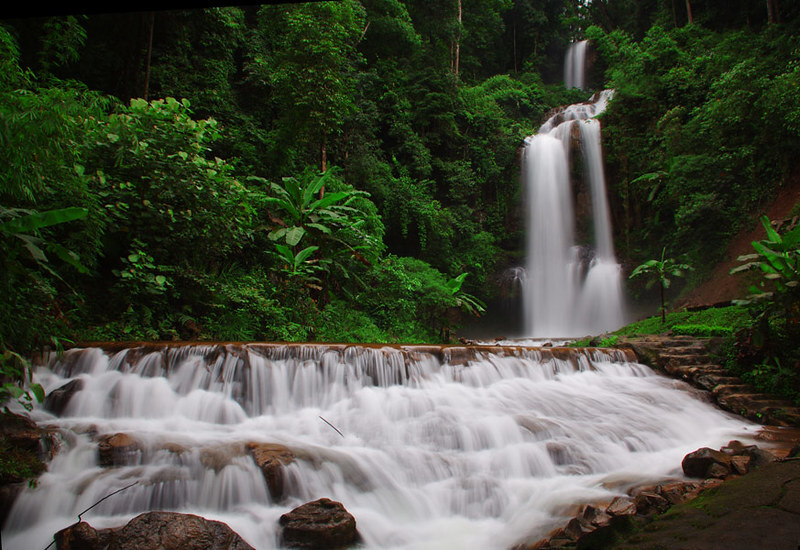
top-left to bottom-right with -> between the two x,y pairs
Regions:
522,90 -> 624,337
564,40 -> 588,90
5,344 -> 757,550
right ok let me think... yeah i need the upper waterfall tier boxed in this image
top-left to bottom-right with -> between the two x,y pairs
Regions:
564,40 -> 588,90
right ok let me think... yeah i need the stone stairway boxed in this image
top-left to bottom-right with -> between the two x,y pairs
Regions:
618,335 -> 800,427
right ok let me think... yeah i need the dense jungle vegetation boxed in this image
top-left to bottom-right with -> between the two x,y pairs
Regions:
2,1 -> 800,405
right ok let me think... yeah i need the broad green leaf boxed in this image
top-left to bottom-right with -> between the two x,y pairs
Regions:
294,245 -> 319,266
306,223 -> 332,234
310,191 -> 349,211
760,215 -> 782,244
285,226 -> 306,246
268,228 -> 288,241
0,207 -> 88,234
15,233 -> 47,262
30,383 -> 45,403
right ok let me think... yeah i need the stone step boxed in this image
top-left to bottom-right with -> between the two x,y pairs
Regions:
694,374 -> 746,392
715,393 -> 800,426
712,384 -> 758,397
665,363 -> 727,379
658,354 -> 711,369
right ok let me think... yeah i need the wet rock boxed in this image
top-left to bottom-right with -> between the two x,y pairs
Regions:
634,491 -> 671,515
605,496 -> 637,517
56,512 -> 255,550
44,379 -> 84,416
658,481 -> 700,505
279,498 -> 358,549
116,511 -> 254,549
682,447 -> 732,479
582,504 -> 612,527
247,442 -> 294,500
54,521 -> 110,549
563,516 -> 594,540
98,433 -> 141,467
731,455 -> 752,475
0,410 -> 45,456
740,445 -> 777,468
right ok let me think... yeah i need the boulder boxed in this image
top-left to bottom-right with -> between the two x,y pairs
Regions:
55,512 -> 255,550
682,447 -> 732,479
54,521 -> 110,550
247,442 -> 294,500
0,410 -> 46,456
98,433 -> 141,467
114,511 -> 254,549
279,498 -> 359,549
44,379 -> 84,416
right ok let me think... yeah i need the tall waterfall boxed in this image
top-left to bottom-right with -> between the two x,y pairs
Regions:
564,40 -> 588,90
5,343 -> 756,550
523,90 -> 625,337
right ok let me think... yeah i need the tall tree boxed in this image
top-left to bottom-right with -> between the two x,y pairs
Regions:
250,1 -> 366,173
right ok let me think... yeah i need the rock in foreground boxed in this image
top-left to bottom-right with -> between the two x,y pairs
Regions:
279,498 -> 359,549
55,511 -> 254,550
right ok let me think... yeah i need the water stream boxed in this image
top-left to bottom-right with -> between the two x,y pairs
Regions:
5,344 -> 757,549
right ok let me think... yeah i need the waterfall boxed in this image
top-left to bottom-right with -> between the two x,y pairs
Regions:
522,90 -> 625,338
5,343 -> 757,550
564,40 -> 588,90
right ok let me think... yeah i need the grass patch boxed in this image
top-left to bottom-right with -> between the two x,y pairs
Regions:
613,305 -> 751,337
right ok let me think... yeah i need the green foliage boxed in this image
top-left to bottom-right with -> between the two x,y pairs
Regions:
0,350 -> 45,412
732,215 -> 800,309
629,247 -> 693,323
591,23 -> 800,273
315,300 -> 389,343
359,256 -> 458,342
728,215 -> 800,404
671,324 -> 734,337
613,305 -> 751,337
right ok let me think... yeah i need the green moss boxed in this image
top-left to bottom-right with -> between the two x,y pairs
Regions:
0,442 -> 45,485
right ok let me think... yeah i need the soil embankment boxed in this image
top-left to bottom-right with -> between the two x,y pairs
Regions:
678,170 -> 800,309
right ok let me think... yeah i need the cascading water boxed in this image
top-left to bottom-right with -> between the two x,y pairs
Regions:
564,40 -> 588,90
522,89 -> 625,338
5,343 -> 757,550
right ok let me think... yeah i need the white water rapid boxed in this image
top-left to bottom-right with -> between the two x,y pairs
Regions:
5,343 -> 757,550
522,89 -> 625,338
564,40 -> 588,90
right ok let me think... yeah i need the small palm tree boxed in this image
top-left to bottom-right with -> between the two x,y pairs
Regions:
629,248 -> 693,323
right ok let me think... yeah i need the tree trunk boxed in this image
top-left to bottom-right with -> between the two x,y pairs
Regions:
671,0 -> 678,27
767,0 -> 780,24
512,19 -> 517,74
685,0 -> 694,24
454,0 -> 462,77
320,135 -> 327,197
143,12 -> 154,100
660,281 -> 666,324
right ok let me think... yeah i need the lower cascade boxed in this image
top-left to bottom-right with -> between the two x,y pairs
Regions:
4,343 -> 758,549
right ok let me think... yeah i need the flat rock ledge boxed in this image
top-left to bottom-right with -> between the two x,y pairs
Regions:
616,335 -> 800,426
517,442 -> 792,550
54,511 -> 255,549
